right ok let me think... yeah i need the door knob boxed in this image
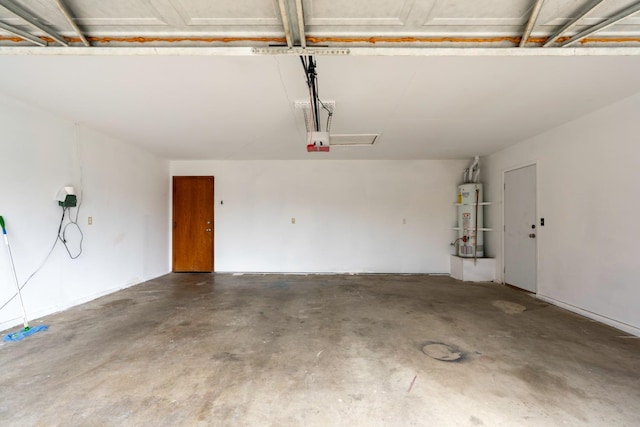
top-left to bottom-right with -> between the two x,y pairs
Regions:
529,233 -> 536,238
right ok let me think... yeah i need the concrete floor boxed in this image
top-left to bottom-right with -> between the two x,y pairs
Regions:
1,274 -> 639,426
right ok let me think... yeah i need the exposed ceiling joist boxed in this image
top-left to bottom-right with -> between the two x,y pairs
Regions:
0,0 -> 68,46
276,0 -> 307,49
0,20 -> 46,46
520,0 -> 546,47
53,0 -> 89,47
0,1 -> 640,50
562,1 -> 640,47
277,0 -> 293,48
294,0 -> 306,49
543,0 -> 606,47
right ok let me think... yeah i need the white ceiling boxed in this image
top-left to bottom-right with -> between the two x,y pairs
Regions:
1,53 -> 639,160
1,1 -> 640,160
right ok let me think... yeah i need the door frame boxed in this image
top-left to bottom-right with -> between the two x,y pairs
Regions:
501,161 -> 538,292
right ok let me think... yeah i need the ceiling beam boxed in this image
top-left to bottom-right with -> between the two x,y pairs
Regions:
0,20 -> 47,46
53,0 -> 89,47
294,0 -> 306,48
543,0 -> 606,47
3,46 -> 640,57
277,0 -> 293,48
520,0 -> 546,47
562,1 -> 640,47
0,0 -> 68,46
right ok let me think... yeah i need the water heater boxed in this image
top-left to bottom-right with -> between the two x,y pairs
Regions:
457,183 -> 484,258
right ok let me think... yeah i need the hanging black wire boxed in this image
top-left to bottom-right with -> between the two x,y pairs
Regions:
60,207 -> 83,260
315,74 -> 333,132
299,55 -> 332,133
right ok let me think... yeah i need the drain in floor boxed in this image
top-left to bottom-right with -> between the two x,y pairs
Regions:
422,342 -> 463,362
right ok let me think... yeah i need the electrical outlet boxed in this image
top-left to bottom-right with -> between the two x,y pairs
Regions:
403,218 -> 407,224
291,218 -> 296,224
88,216 -> 93,225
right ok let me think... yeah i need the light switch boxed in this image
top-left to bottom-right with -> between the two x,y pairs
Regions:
291,218 -> 296,224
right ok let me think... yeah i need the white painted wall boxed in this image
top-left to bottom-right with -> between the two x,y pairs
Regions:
483,92 -> 640,335
0,92 -> 170,332
171,160 -> 467,273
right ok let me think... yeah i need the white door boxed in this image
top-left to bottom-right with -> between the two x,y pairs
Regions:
504,164 -> 537,292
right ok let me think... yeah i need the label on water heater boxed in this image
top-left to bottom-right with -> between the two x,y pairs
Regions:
462,212 -> 471,231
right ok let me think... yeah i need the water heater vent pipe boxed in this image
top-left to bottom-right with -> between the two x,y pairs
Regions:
463,156 -> 480,183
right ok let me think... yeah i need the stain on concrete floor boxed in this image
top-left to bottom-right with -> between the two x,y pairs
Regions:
421,342 -> 464,362
1,273 -> 639,426
492,300 -> 527,314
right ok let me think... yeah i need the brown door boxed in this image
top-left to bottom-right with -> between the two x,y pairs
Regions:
172,176 -> 214,272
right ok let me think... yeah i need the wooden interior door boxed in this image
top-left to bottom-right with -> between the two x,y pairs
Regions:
172,176 -> 214,272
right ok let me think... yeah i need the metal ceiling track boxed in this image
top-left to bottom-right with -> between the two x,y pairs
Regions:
0,20 -> 47,46
561,1 -> 640,47
53,0 -> 89,47
513,0 -> 640,49
0,0 -> 68,46
294,0 -> 306,49
4,46 -> 640,57
1,0 -> 640,53
543,0 -> 606,47
520,0 -> 546,47
276,0 -> 307,50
